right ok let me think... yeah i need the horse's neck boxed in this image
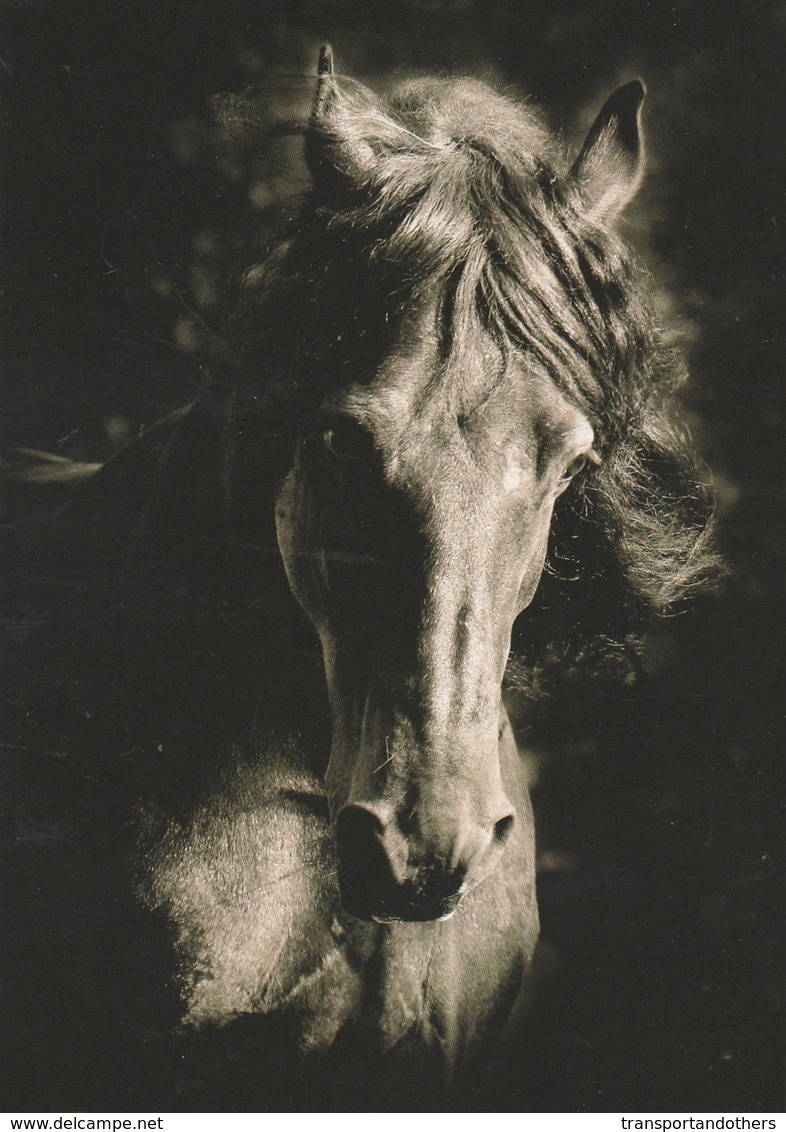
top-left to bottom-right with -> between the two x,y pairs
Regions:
147,716 -> 537,1067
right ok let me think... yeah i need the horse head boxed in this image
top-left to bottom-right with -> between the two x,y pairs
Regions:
251,51 -> 650,924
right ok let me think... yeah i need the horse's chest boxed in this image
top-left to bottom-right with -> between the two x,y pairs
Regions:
366,843 -> 538,1062
249,884 -> 535,1066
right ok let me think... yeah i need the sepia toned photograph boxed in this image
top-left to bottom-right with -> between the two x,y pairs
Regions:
1,0 -> 783,1114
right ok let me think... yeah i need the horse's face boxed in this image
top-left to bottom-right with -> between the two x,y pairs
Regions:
275,297 -> 596,921
267,57 -> 651,922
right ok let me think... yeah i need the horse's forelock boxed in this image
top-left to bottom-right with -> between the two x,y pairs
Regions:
308,76 -> 651,438
243,76 -> 667,449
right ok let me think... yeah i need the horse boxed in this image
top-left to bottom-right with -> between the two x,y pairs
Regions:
5,47 -> 720,1100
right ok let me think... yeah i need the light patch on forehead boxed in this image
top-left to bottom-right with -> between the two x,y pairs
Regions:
502,450 -> 525,493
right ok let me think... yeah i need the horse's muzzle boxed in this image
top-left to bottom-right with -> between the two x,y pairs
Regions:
335,802 -> 513,923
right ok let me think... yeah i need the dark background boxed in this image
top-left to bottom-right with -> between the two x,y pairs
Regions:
1,0 -> 784,1113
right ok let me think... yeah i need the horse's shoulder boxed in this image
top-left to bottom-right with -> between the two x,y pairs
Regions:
145,738 -> 369,1053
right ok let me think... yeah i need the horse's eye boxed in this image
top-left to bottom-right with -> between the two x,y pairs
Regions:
323,419 -> 376,462
562,449 -> 600,481
564,454 -> 589,479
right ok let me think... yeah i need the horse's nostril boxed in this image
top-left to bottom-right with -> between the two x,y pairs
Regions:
494,813 -> 515,845
335,804 -> 394,919
336,804 -> 385,862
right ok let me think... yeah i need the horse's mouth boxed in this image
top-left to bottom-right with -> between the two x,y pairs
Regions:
371,906 -> 458,924
339,882 -> 465,924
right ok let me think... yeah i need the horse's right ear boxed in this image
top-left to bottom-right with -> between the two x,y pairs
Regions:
307,44 -> 380,191
567,81 -> 646,223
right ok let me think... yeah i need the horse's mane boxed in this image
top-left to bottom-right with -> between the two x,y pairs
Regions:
222,74 -> 722,670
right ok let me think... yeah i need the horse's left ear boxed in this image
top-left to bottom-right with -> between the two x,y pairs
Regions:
568,80 -> 646,222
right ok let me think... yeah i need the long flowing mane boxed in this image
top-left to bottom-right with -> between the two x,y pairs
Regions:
225,74 -> 721,667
